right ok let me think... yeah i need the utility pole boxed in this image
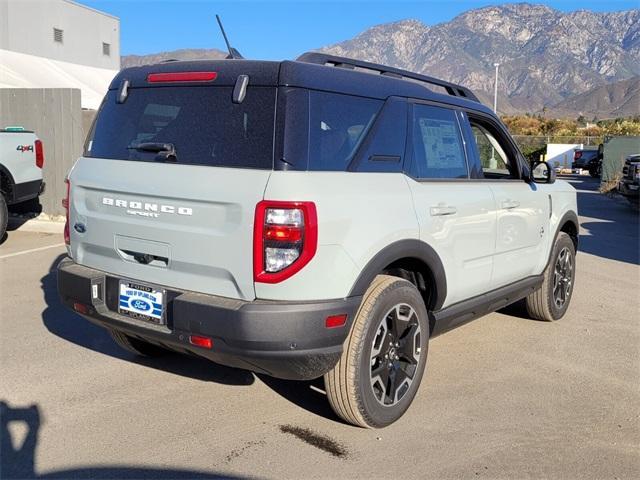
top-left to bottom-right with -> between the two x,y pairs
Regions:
493,63 -> 500,114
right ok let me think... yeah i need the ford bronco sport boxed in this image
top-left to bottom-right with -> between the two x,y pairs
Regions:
57,53 -> 579,428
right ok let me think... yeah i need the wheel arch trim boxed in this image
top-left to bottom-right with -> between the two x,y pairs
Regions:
348,239 -> 447,311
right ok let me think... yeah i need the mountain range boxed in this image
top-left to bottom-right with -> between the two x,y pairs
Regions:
121,3 -> 640,118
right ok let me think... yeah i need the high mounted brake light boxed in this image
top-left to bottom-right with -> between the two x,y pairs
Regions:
254,201 -> 317,283
147,72 -> 218,83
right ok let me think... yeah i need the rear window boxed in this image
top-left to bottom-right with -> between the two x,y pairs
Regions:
85,86 -> 276,169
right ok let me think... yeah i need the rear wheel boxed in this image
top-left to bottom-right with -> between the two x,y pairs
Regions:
526,232 -> 576,321
0,195 -> 8,240
324,275 -> 429,428
109,329 -> 168,357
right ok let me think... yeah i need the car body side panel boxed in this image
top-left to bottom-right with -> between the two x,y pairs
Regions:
531,179 -> 578,274
257,171 -> 418,301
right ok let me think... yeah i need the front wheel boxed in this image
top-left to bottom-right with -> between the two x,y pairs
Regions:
324,275 -> 429,428
526,232 -> 576,321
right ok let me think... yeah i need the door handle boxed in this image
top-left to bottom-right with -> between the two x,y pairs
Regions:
500,199 -> 520,210
430,205 -> 457,216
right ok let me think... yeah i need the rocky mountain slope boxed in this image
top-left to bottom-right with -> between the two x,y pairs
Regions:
547,76 -> 640,118
320,3 -> 640,115
121,48 -> 227,68
120,4 -> 640,117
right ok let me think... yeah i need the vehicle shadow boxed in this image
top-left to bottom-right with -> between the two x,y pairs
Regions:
40,255 -> 342,423
566,175 -> 639,265
0,401 -> 248,479
41,254 -> 254,386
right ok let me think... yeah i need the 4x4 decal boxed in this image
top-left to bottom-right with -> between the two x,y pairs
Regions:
16,145 -> 34,153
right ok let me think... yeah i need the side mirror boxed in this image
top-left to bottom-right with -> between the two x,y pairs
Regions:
531,161 -> 555,184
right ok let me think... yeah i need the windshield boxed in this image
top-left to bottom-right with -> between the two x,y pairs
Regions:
85,86 -> 276,169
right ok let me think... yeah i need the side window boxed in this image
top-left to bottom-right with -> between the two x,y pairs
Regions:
408,104 -> 468,179
308,91 -> 382,171
468,121 -> 518,179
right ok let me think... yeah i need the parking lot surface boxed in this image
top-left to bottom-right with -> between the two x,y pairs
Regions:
1,175 -> 638,479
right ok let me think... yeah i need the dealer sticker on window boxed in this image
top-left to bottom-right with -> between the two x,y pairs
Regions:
118,281 -> 165,325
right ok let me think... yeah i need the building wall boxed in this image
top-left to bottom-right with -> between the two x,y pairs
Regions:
0,88 -> 85,216
0,0 -> 120,70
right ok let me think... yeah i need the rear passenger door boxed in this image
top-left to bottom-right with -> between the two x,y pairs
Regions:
405,103 -> 496,307
461,114 -> 550,289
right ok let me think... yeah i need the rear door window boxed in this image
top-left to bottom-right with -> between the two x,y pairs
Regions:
408,104 -> 468,179
85,86 -> 276,169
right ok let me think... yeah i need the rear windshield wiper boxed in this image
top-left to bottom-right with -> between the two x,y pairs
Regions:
128,142 -> 177,162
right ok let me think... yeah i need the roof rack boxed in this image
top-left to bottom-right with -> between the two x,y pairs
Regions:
296,52 -> 479,103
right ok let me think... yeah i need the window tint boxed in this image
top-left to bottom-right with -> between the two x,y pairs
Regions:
308,91 -> 381,171
85,86 -> 276,169
469,123 -> 513,178
409,104 -> 467,179
352,98 -> 407,173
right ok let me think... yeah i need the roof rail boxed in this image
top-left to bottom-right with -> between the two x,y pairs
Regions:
296,52 -> 479,103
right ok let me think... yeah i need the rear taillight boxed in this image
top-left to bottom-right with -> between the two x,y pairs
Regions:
62,179 -> 70,245
574,151 -> 582,160
253,201 -> 317,283
34,139 -> 44,168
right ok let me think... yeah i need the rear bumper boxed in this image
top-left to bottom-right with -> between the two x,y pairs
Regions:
7,179 -> 44,205
57,257 -> 361,380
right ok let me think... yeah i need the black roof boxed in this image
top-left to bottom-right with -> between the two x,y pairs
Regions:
110,53 -> 493,115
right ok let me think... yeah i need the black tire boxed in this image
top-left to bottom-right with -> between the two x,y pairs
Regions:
324,275 -> 429,428
589,164 -> 601,178
526,232 -> 576,321
109,329 -> 168,357
0,195 -> 8,241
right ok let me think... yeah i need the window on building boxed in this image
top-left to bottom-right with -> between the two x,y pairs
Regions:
102,42 -> 111,56
53,28 -> 64,43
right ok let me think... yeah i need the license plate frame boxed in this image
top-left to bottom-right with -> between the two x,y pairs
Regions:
118,280 -> 166,326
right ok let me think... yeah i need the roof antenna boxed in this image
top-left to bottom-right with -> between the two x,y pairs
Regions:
216,14 -> 244,59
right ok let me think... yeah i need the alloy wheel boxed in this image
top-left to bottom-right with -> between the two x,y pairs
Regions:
370,303 -> 422,406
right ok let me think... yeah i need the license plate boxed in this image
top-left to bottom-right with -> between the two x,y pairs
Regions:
118,281 -> 165,325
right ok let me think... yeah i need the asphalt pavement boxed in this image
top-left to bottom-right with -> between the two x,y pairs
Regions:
1,175 -> 638,479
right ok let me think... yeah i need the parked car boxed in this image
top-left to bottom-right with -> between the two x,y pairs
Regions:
57,53 -> 579,428
0,127 -> 45,239
572,148 -> 601,177
618,154 -> 640,206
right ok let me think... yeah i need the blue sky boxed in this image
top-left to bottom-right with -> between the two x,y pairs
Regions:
81,0 -> 640,59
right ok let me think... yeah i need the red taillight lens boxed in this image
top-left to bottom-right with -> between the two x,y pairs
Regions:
189,335 -> 213,349
574,151 -> 582,160
62,179 -> 70,245
264,225 -> 303,243
254,201 -> 318,283
147,71 -> 217,83
34,139 -> 44,168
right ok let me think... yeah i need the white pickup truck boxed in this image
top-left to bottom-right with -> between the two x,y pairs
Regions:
0,127 -> 45,239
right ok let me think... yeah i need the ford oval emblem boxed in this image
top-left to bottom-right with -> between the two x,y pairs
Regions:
131,299 -> 151,312
74,222 -> 86,233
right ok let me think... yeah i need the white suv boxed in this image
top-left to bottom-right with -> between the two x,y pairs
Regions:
57,53 -> 578,428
